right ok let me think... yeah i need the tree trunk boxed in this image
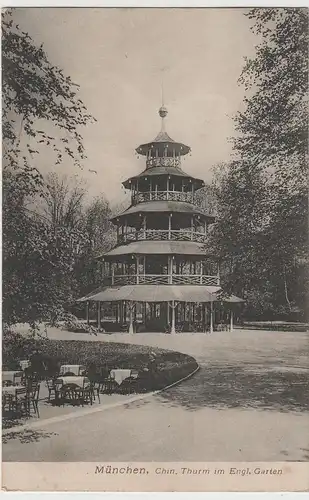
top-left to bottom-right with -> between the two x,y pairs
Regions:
283,264 -> 292,312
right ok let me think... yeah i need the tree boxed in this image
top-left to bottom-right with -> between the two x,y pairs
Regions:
209,8 -> 308,320
40,173 -> 86,229
74,196 -> 116,296
2,9 -> 96,325
2,9 -> 95,175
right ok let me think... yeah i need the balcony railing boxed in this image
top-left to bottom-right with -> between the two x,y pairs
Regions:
146,157 -> 181,169
104,274 -> 220,286
132,190 -> 193,205
118,229 -> 207,245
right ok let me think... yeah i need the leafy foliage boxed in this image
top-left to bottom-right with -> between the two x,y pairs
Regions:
208,8 -> 308,320
2,11 -> 116,326
2,9 -> 95,172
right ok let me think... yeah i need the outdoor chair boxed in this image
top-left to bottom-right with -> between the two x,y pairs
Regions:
46,379 -> 58,402
11,387 -> 29,417
90,381 -> 102,403
59,383 -> 76,406
2,380 -> 13,387
74,380 -> 93,407
99,377 -> 118,395
27,382 -> 40,417
13,372 -> 23,385
119,376 -> 139,395
54,380 -> 64,404
2,393 -> 14,412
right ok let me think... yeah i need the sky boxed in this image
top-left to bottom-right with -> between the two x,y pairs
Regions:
13,7 -> 257,207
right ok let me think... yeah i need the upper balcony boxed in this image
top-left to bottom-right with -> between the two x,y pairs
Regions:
132,190 -> 194,205
103,273 -> 220,287
118,228 -> 207,245
145,157 -> 181,169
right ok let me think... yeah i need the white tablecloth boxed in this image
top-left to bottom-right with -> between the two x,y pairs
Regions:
2,371 -> 23,382
110,369 -> 132,385
2,385 -> 25,396
56,376 -> 89,388
59,365 -> 86,376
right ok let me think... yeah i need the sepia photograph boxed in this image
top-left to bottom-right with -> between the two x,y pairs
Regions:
1,5 -> 308,492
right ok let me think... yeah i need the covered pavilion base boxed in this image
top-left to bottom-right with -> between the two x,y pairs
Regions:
77,285 -> 244,335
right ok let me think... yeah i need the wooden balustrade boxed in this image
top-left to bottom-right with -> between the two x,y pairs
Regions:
104,274 -> 220,286
118,229 -> 207,245
146,157 -> 181,168
132,191 -> 194,205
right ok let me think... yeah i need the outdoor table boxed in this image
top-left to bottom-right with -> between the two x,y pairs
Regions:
2,371 -> 23,383
56,376 -> 90,388
110,369 -> 132,385
2,385 -> 24,396
59,365 -> 86,376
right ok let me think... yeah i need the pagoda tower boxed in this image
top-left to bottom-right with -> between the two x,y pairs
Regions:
79,104 -> 233,334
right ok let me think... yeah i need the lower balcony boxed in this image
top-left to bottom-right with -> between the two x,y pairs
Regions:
118,229 -> 207,245
104,274 -> 220,286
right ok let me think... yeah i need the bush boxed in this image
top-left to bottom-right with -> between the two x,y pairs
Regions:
2,327 -> 37,369
54,312 -> 105,335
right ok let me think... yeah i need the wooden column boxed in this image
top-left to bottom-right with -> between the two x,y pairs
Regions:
202,304 -> 206,333
124,301 -> 127,323
230,310 -> 234,332
168,213 -> 172,239
171,301 -> 176,334
124,218 -> 127,242
168,256 -> 173,284
150,178 -> 152,200
129,302 -> 134,334
86,301 -> 89,325
210,298 -> 214,334
167,177 -> 170,200
191,216 -> 194,241
111,264 -> 115,285
118,301 -> 121,324
200,260 -> 203,284
97,302 -> 101,327
167,301 -> 170,328
136,255 -> 139,284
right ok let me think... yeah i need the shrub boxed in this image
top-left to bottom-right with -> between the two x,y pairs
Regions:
54,312 -> 105,335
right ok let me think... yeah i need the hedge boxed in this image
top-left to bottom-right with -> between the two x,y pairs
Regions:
2,331 -> 198,392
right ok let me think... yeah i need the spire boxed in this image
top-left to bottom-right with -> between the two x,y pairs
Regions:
158,78 -> 168,132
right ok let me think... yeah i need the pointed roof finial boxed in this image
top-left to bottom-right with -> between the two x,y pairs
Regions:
159,75 -> 168,130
